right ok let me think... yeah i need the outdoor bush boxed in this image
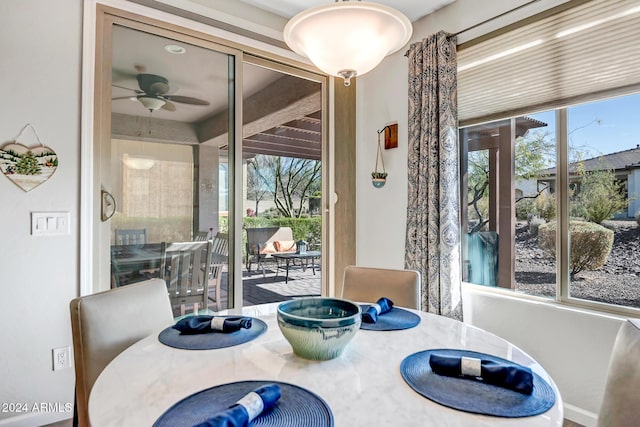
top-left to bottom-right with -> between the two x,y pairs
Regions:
538,220 -> 614,278
528,216 -> 545,236
516,198 -> 537,220
535,192 -> 556,221
575,169 -> 627,224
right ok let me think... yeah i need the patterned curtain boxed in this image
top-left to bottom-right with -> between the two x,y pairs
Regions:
405,31 -> 463,320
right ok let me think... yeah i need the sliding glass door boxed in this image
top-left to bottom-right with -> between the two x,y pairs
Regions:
92,8 -> 329,313
95,14 -> 239,316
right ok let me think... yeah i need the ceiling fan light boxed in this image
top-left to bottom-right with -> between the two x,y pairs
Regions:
284,1 -> 412,85
138,96 -> 166,111
123,157 -> 156,170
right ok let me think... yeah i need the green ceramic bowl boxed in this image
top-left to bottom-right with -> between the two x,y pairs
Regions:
277,297 -> 361,360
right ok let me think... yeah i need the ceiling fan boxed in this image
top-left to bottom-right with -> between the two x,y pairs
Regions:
112,73 -> 210,112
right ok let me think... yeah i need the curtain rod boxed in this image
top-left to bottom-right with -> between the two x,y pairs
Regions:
405,0 -> 541,56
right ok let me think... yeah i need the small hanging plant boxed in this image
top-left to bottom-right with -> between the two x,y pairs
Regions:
372,129 -> 387,188
371,171 -> 387,188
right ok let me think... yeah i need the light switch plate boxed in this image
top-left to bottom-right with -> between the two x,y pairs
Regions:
31,212 -> 70,236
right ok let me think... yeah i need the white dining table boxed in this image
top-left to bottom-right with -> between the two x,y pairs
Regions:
88,303 -> 563,426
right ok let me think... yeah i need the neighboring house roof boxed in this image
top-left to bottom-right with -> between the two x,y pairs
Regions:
541,145 -> 640,176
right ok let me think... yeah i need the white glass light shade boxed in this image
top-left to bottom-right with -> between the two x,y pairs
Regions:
138,96 -> 166,111
284,1 -> 412,86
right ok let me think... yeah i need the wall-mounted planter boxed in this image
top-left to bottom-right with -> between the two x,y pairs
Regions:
371,172 -> 387,188
372,128 -> 389,189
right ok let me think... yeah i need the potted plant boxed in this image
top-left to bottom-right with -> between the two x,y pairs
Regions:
371,171 -> 387,188
372,129 -> 387,188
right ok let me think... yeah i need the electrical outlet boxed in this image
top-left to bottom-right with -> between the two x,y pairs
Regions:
52,346 -> 71,371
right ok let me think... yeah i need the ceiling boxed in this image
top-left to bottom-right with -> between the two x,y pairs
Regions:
111,1 -> 455,160
237,0 -> 456,22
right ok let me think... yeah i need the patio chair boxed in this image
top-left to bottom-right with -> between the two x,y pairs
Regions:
341,265 -> 421,310
114,228 -> 147,245
160,240 -> 212,316
208,232 -> 229,311
195,230 -> 212,241
245,226 -> 296,277
111,228 -> 150,286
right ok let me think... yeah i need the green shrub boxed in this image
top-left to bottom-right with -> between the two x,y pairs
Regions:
528,216 -> 545,236
575,169 -> 627,224
538,220 -> 614,277
516,198 -> 537,220
535,192 -> 556,221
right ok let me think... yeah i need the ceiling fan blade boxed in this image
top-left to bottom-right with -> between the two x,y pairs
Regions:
165,95 -> 210,106
161,101 -> 176,112
112,84 -> 141,93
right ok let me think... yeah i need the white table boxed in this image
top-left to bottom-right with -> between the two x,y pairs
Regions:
89,304 -> 563,426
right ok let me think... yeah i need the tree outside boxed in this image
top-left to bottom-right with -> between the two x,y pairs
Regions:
246,155 -> 321,218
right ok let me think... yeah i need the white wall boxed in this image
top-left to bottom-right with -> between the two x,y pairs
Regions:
0,0 -> 81,425
463,286 -> 623,425
1,0 -> 291,425
355,0 -> 624,425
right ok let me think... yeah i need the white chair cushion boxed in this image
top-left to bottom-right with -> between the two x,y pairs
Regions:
597,319 -> 640,427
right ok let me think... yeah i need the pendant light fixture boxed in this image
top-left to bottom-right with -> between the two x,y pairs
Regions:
284,1 -> 412,86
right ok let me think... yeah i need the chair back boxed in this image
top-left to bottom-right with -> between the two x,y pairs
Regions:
597,319 -> 640,427
195,230 -> 210,241
341,265 -> 421,310
208,232 -> 229,310
160,240 -> 212,313
70,278 -> 173,427
114,228 -> 147,245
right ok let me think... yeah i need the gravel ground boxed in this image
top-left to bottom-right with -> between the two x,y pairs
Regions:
514,219 -> 640,308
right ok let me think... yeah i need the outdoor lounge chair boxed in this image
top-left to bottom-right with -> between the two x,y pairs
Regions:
245,226 -> 297,276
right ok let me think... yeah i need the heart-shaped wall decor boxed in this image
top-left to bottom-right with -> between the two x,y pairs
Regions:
0,142 -> 58,192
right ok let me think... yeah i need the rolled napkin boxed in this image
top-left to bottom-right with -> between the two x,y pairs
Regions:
362,297 -> 394,323
173,315 -> 252,335
194,384 -> 281,427
429,353 -> 534,394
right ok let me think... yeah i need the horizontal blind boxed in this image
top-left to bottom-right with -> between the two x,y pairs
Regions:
458,0 -> 640,127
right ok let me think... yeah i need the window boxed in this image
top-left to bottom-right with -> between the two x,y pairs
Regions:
460,114 -> 557,300
460,93 -> 640,310
457,0 -> 640,312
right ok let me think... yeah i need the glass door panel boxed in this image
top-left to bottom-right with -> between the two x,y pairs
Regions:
104,23 -> 234,315
240,61 -> 323,306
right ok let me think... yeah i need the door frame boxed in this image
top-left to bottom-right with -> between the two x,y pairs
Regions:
81,1 -> 334,302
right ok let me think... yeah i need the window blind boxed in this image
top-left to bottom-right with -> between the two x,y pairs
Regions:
457,0 -> 640,127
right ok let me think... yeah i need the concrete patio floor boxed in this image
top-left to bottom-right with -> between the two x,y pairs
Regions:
210,265 -> 322,310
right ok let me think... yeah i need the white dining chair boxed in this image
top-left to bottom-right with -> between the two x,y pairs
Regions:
341,265 -> 421,310
70,278 -> 173,427
160,240 -> 212,316
208,232 -> 229,311
596,318 -> 640,427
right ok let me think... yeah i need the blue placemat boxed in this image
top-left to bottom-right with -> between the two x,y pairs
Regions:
359,306 -> 421,331
153,380 -> 334,427
400,349 -> 556,418
158,316 -> 267,350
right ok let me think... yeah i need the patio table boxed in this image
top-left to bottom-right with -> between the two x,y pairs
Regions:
272,250 -> 321,283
